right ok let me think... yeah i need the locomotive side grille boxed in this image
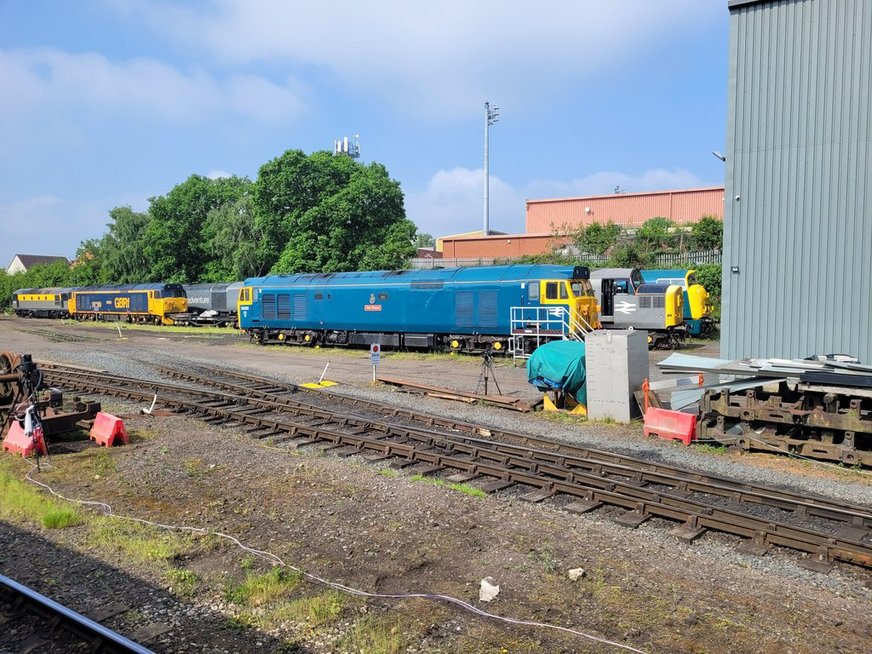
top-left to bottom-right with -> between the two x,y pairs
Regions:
455,291 -> 473,328
277,293 -> 291,320
293,293 -> 307,320
639,297 -> 652,309
262,293 -> 277,320
653,296 -> 665,309
478,291 -> 498,328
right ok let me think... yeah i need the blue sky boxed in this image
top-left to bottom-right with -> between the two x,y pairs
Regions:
0,0 -> 729,268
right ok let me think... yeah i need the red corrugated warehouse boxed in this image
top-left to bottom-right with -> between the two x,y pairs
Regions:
525,187 -> 724,233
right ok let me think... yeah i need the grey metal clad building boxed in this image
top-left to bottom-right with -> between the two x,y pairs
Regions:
722,0 -> 872,360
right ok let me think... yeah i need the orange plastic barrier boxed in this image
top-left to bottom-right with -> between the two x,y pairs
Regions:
2,421 -> 48,457
89,412 -> 129,447
643,407 -> 697,446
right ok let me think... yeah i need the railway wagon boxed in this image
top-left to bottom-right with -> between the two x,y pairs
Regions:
238,264 -> 599,353
589,268 -> 686,348
174,282 -> 242,326
71,284 -> 187,325
640,269 -> 714,336
11,288 -> 76,318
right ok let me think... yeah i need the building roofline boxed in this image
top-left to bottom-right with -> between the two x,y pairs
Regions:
525,186 -> 725,206
728,0 -> 786,9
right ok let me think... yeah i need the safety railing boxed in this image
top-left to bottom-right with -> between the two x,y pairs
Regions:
508,306 -> 594,360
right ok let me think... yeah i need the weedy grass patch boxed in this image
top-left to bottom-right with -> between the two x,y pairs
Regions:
224,567 -> 303,607
0,462 -> 82,528
408,474 -> 486,498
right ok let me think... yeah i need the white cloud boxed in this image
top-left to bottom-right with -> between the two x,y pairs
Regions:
404,166 -> 710,238
206,170 -> 233,180
110,0 -> 722,118
0,48 -> 308,128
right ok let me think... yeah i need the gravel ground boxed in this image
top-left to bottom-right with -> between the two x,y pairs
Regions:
1,317 -> 871,654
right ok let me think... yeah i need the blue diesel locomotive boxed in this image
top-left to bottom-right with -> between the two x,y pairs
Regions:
238,265 -> 600,353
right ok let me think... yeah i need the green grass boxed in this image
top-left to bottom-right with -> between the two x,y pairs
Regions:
0,462 -> 83,528
264,589 -> 346,627
93,448 -> 115,476
224,567 -> 303,607
89,520 -> 192,563
695,443 -> 726,455
338,616 -> 412,654
42,506 -> 83,529
408,474 -> 487,498
165,568 -> 199,597
378,468 -> 400,478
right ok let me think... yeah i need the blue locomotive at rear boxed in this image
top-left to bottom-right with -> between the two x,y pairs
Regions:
238,265 -> 599,353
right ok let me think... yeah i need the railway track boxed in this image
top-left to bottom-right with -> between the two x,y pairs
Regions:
38,361 -> 872,573
0,574 -> 153,653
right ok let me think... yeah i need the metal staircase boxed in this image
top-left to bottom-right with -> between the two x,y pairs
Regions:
508,306 -> 594,360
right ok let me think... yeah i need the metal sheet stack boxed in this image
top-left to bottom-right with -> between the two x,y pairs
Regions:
656,353 -> 872,410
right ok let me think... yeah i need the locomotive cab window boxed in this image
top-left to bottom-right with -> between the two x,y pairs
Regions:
559,283 -> 569,300
528,284 -> 539,300
571,281 -> 594,297
545,282 -> 558,300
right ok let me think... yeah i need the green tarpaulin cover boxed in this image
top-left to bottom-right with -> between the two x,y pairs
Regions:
526,340 -> 587,404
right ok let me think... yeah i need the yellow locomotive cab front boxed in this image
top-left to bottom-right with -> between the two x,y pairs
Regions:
664,285 -> 684,328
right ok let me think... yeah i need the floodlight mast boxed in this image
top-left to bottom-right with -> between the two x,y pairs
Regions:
483,101 -> 499,235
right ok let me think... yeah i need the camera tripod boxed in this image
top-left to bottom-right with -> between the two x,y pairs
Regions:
476,348 -> 502,396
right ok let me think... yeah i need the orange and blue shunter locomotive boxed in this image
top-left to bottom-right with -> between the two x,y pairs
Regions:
70,283 -> 187,325
238,264 -> 599,354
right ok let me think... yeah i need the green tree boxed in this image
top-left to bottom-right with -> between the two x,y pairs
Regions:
575,221 -> 621,255
414,232 -> 436,248
201,195 -> 266,281
607,243 -> 651,268
689,215 -> 723,250
258,152 -> 415,273
254,150 -> 357,271
100,206 -> 152,283
69,239 -> 105,285
637,217 -> 677,252
144,175 -> 251,282
693,264 -> 722,302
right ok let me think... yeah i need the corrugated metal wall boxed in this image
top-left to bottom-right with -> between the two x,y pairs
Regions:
722,0 -> 872,360
525,188 -> 724,233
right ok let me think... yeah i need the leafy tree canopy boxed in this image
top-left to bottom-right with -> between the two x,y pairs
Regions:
264,156 -> 415,273
575,221 -> 621,255
689,215 -> 723,250
144,175 -> 252,282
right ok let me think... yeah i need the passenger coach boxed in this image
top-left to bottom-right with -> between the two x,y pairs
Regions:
238,265 -> 599,354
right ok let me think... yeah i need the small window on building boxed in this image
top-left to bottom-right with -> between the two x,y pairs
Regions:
546,282 -> 558,300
